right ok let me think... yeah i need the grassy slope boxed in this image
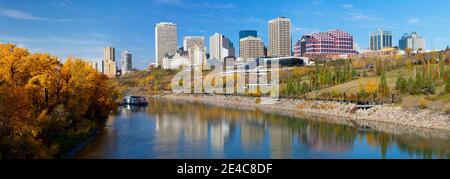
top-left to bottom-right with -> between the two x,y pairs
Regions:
306,68 -> 410,97
302,67 -> 449,112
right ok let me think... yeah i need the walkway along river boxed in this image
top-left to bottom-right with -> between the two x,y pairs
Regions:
76,98 -> 450,159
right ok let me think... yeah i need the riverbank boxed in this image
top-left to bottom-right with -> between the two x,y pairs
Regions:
154,93 -> 450,133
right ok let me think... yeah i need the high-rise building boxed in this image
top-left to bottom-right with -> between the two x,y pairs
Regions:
300,29 -> 357,57
240,36 -> 264,60
188,45 -> 207,68
209,33 -> 235,61
399,32 -> 425,51
104,46 -> 115,62
239,30 -> 258,39
155,22 -> 178,67
183,36 -> 204,52
122,51 -> 132,76
268,17 -> 292,58
369,29 -> 393,51
104,46 -> 117,78
294,40 -> 301,57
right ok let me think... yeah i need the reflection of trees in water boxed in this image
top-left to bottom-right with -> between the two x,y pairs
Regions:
260,113 -> 357,153
146,98 -> 450,158
240,120 -> 265,152
365,132 -> 393,158
365,131 -> 450,159
389,134 -> 450,159
299,122 -> 357,152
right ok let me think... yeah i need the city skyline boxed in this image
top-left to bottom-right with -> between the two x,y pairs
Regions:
1,0 -> 450,69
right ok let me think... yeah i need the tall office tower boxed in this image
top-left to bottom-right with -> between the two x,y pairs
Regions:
104,46 -> 117,78
369,29 -> 393,51
155,22 -> 178,67
240,36 -> 264,60
239,30 -> 258,39
183,36 -> 205,52
399,32 -> 425,51
268,17 -> 292,58
104,46 -> 115,62
209,33 -> 235,61
122,51 -> 132,76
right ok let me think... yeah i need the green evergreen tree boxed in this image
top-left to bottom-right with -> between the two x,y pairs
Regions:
395,76 -> 407,94
378,71 -> 390,97
446,70 -> 450,93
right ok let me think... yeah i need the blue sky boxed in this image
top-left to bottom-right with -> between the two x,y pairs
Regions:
1,0 -> 450,69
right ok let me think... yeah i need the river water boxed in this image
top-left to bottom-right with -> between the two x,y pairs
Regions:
76,99 -> 450,159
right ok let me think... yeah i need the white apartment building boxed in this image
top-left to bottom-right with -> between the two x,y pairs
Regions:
240,36 -> 265,60
183,36 -> 205,52
209,33 -> 235,61
268,17 -> 292,58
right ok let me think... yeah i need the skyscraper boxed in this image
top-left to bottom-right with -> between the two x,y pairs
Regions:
240,36 -> 264,60
209,33 -> 235,61
155,22 -> 178,67
104,46 -> 117,78
239,30 -> 257,39
122,51 -> 132,76
104,46 -> 115,62
268,17 -> 292,58
399,32 -> 425,51
370,29 -> 393,51
183,36 -> 204,52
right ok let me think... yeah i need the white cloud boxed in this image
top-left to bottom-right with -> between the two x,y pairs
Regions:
0,35 -> 109,46
154,0 -> 236,9
294,27 -> 321,35
339,3 -> 385,29
51,0 -> 72,9
0,7 -> 44,20
312,11 -> 326,17
340,4 -> 354,10
407,18 -> 422,26
312,0 -> 322,5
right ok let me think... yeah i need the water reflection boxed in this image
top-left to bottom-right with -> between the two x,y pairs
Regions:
76,99 -> 450,159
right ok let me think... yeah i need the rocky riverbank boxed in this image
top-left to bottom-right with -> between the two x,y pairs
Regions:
154,93 -> 450,133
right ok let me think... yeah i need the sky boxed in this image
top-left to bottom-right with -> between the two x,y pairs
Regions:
1,0 -> 450,69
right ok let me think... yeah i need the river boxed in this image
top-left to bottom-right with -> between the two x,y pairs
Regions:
76,98 -> 450,159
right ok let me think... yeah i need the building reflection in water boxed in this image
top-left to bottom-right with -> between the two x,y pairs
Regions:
210,120 -> 230,151
240,120 -> 265,152
75,99 -> 450,159
269,125 -> 292,159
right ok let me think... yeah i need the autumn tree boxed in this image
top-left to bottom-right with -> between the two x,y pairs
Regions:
378,71 -> 390,98
0,44 -> 118,159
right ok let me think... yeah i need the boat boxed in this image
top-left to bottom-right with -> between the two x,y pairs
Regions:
122,96 -> 149,106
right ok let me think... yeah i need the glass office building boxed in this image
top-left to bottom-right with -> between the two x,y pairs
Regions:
239,30 -> 258,39
369,29 -> 393,51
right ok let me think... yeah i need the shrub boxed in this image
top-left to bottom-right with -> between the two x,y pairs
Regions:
419,97 -> 429,109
